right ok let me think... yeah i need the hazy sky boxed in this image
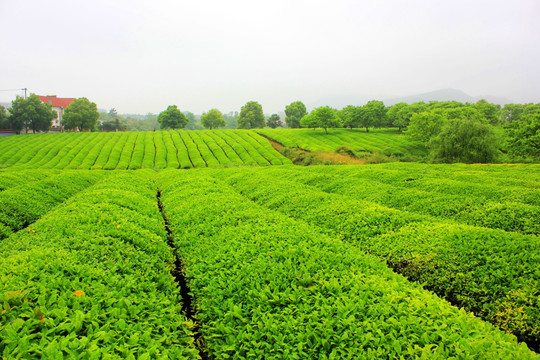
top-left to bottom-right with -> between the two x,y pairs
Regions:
1,0 -> 539,114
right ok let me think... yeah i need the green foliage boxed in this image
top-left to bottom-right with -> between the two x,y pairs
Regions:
266,113 -> 281,128
339,105 -> 362,129
99,118 -> 127,132
474,99 -> 501,125
430,118 -> 499,163
257,127 -> 426,161
300,106 -> 341,134
0,171 -> 104,239
361,100 -> 388,131
157,105 -> 189,129
0,170 -> 53,191
0,105 -> 9,129
9,95 -> 56,133
63,97 -> 99,131
284,101 -> 307,128
0,166 -> 539,357
387,102 -> 428,132
406,111 -> 446,143
407,106 -> 498,163
501,104 -> 525,124
0,130 -> 289,169
387,102 -> 408,130
0,172 -> 198,358
505,110 -> 540,159
211,165 -> 540,349
237,101 -> 265,129
155,169 -> 535,358
201,109 -> 226,129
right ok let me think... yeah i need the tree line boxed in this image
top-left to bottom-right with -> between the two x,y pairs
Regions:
1,95 -> 538,163
0,95 -> 99,133
153,99 -> 538,163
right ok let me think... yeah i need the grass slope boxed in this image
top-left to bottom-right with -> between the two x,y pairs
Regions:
256,128 -> 427,162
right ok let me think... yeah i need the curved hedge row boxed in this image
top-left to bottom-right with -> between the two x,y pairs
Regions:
0,171 -> 106,240
0,171 -> 198,358
156,170 -> 535,358
0,170 -> 57,191
0,130 -> 291,170
260,165 -> 540,235
211,167 -> 540,350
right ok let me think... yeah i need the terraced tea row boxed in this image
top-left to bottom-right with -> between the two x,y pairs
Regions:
208,166 -> 540,348
157,170 -> 535,358
0,172 -> 198,358
257,128 -> 426,160
1,167 -> 538,358
0,171 -> 107,240
0,169 -> 59,191
258,164 -> 540,235
0,130 -> 290,170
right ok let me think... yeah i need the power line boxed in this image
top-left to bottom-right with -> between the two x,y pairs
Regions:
0,88 -> 28,99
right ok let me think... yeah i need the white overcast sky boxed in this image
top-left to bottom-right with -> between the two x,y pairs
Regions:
1,0 -> 539,114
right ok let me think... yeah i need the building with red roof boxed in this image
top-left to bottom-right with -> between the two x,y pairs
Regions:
38,95 -> 75,130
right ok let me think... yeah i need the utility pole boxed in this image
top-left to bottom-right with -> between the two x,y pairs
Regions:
23,88 -> 27,99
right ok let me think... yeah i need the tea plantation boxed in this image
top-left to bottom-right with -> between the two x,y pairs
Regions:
0,130 -> 538,359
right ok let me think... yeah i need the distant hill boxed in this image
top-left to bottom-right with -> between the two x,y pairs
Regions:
306,88 -> 511,110
384,88 -> 511,106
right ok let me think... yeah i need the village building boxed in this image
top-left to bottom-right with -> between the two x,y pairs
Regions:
38,95 -> 75,131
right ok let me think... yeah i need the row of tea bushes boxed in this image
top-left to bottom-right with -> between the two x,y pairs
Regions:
0,169 -> 58,191
0,171 -> 198,359
156,170 -> 535,359
213,168 -> 540,350
0,171 -> 106,240
0,130 -> 291,170
260,165 -> 539,235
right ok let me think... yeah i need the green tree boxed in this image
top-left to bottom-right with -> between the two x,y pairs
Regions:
363,100 -> 388,129
407,111 -> 447,143
339,105 -> 362,129
0,105 -> 9,129
108,108 -> 118,119
9,94 -> 56,133
238,101 -> 265,129
266,114 -> 282,128
387,102 -> 409,132
473,100 -> 500,125
301,106 -> 341,134
500,104 -> 525,124
358,100 -> 387,132
284,101 -> 307,128
99,118 -> 127,132
430,118 -> 499,163
505,111 -> 540,159
201,109 -> 226,129
157,105 -> 189,129
63,97 -> 99,131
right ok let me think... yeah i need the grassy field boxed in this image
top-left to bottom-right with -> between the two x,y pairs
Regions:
0,130 -> 538,358
256,128 -> 428,161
